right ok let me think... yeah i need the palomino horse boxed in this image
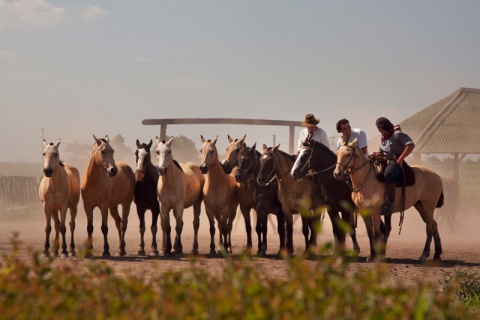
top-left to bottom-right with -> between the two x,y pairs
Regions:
221,136 -> 285,256
39,139 -> 80,257
291,139 -> 361,254
257,144 -> 324,255
200,135 -> 239,255
156,137 -> 205,255
81,135 -> 135,257
334,139 -> 444,261
134,139 -> 161,256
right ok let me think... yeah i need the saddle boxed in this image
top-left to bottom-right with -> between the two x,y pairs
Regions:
369,155 -> 415,187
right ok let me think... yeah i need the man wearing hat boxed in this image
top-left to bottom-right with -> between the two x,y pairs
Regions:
375,117 -> 415,216
297,114 -> 330,153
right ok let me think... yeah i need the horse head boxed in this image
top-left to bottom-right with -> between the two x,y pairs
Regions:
93,135 -> 118,177
135,139 -> 153,181
199,135 -> 218,174
42,139 -> 61,177
257,144 -> 280,186
333,139 -> 359,180
234,142 -> 257,183
291,140 -> 313,181
156,137 -> 173,176
221,134 -> 246,174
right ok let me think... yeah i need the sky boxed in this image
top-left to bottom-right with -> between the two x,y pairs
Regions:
1,0 -> 480,163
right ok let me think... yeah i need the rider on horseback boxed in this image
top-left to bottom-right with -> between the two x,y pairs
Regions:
374,117 -> 415,216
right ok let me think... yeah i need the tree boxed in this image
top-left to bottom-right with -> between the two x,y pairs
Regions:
155,135 -> 199,163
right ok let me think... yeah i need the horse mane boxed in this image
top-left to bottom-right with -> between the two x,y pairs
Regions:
59,160 -> 65,167
309,140 -> 337,163
273,148 -> 296,162
172,159 -> 184,172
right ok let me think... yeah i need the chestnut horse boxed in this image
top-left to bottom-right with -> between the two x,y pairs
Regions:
199,135 -> 239,255
257,144 -> 324,255
334,139 -> 444,261
39,139 -> 80,257
221,135 -> 285,256
81,135 -> 135,257
156,137 -> 205,255
134,139 -> 161,256
291,139 -> 361,254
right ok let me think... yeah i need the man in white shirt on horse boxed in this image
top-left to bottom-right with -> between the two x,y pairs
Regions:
297,114 -> 330,154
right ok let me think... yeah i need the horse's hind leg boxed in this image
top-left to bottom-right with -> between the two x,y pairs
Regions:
109,206 -> 125,256
415,202 -> 434,261
58,207 -> 69,257
160,207 -> 172,254
51,210 -> 61,257
432,220 -> 442,260
191,200 -> 201,255
240,204 -> 253,251
347,211 -> 360,254
68,206 -> 77,257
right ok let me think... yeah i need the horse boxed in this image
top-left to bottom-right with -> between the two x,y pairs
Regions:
199,135 -> 239,255
334,139 -> 444,261
291,139 -> 361,254
257,144 -> 324,255
221,135 -> 285,256
134,139 -> 161,256
81,135 -> 135,257
39,139 -> 80,257
156,137 -> 205,255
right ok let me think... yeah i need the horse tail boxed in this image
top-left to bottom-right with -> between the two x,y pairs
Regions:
436,191 -> 445,208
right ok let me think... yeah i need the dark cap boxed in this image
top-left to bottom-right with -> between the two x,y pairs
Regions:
375,117 -> 394,132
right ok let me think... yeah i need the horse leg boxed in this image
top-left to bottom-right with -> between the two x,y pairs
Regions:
150,203 -> 160,256
239,204 -> 253,252
255,212 -> 264,256
225,208 -> 237,255
173,205 -> 184,255
191,200 -> 202,255
109,206 -> 125,256
382,214 -> 392,247
100,206 -> 111,257
160,207 -> 172,254
327,209 -> 343,252
42,205 -> 52,257
301,215 -> 310,253
68,205 -> 77,257
119,203 -> 131,256
84,204 -> 95,258
414,202 -> 436,261
361,215 -> 377,262
51,210 -> 61,257
276,210 -> 286,255
432,220 -> 443,260
285,213 -> 294,256
206,209 -> 216,256
136,206 -> 147,256
59,207 -> 69,257
347,210 -> 361,254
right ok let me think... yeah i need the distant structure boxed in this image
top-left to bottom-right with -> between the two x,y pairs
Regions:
392,87 -> 480,180
142,118 -> 303,153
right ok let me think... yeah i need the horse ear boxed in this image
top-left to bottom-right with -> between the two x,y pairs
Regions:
155,136 -> 161,146
105,135 -> 110,143
148,139 -> 153,149
239,135 -> 246,145
136,139 -> 141,148
251,142 -> 256,152
263,144 -> 268,152
43,139 -> 48,148
166,137 -> 174,145
55,139 -> 61,147
273,144 -> 281,152
93,135 -> 102,146
200,135 -> 206,144
213,135 -> 218,145
227,135 -> 233,144
350,138 -> 358,148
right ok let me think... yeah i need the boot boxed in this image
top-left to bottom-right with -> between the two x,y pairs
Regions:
381,183 -> 396,216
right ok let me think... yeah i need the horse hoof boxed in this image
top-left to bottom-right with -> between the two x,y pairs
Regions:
191,249 -> 199,256
433,255 -> 442,261
84,251 -> 94,259
116,251 -> 126,257
41,252 -> 49,258
137,250 -> 146,256
209,250 -> 217,257
61,253 -> 68,258
69,251 -> 76,257
149,251 -> 159,257
257,251 -> 266,258
102,251 -> 111,257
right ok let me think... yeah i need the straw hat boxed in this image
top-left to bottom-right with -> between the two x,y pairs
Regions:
301,114 -> 320,127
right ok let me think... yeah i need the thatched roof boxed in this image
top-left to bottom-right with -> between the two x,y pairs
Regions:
399,87 -> 480,155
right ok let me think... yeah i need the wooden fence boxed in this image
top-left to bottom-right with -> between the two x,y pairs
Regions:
0,176 -> 39,206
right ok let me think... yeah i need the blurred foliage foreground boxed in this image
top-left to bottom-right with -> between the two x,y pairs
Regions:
0,237 -> 478,320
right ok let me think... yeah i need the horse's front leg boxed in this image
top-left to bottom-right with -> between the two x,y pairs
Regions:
58,206 -> 69,257
191,200 -> 202,255
84,204 -> 95,258
51,210 -> 61,257
173,204 -> 184,255
160,206 -> 172,254
150,203 -> 160,256
42,205 -> 53,257
120,203 -> 131,256
109,206 -> 126,256
285,212 -> 294,256
68,205 -> 77,257
100,206 -> 111,257
301,215 -> 310,253
255,211 -> 265,256
239,204 -> 253,251
205,209 -> 216,256
136,206 -> 147,256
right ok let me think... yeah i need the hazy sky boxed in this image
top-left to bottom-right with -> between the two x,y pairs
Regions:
1,0 -> 480,163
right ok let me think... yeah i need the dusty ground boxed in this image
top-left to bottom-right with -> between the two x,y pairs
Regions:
1,202 -> 479,290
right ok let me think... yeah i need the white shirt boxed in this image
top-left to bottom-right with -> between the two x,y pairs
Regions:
297,126 -> 330,152
336,128 -> 368,155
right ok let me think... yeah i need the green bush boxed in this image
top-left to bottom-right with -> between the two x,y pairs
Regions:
0,236 -> 477,319
442,268 -> 480,312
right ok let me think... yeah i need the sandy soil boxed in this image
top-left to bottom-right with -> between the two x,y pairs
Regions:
1,202 -> 479,290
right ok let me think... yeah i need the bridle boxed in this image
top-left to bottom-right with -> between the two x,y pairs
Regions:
337,145 -> 373,193
300,147 -> 336,177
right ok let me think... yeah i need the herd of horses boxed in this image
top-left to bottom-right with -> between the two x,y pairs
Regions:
39,134 -> 446,262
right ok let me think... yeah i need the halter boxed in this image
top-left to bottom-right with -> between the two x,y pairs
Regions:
337,145 -> 373,193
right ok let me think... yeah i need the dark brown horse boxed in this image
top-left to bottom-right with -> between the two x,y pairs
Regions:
221,136 -> 285,256
291,139 -> 361,253
257,144 -> 323,255
134,139 -> 161,256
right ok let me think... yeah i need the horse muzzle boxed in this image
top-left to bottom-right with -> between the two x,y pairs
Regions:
199,165 -> 208,174
158,167 -> 167,175
333,169 -> 343,180
234,169 -> 245,183
43,168 -> 53,177
221,161 -> 233,174
107,167 -> 118,177
135,169 -> 145,181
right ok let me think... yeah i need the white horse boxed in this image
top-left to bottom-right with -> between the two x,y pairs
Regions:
39,139 -> 80,257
